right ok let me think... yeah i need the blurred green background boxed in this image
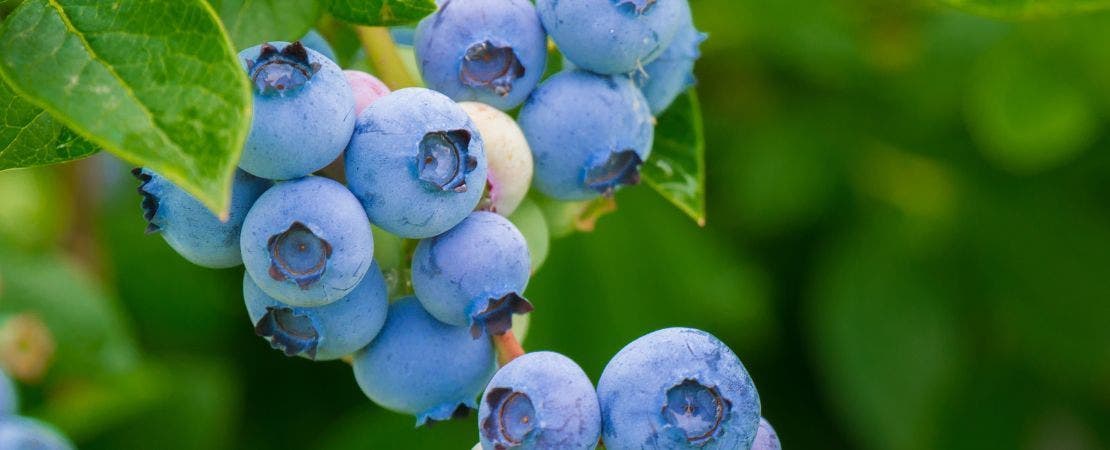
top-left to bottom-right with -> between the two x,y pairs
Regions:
4,0 -> 1110,448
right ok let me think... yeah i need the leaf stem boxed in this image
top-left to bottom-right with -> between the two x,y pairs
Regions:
492,331 -> 525,366
354,26 -> 417,90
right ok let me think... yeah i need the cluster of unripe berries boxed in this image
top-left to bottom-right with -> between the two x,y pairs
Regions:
133,0 -> 780,448
0,369 -> 74,449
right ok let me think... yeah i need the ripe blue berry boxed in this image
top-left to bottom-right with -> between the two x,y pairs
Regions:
415,0 -> 547,110
412,211 -> 532,337
751,417 -> 781,450
478,352 -> 601,450
0,416 -> 74,450
133,168 -> 270,268
238,41 -> 355,180
345,88 -> 487,238
536,0 -> 688,75
243,261 -> 388,361
597,328 -> 761,449
352,297 -> 496,426
518,70 -> 654,200
240,176 -> 374,307
459,102 -> 533,216
0,369 -> 15,416
635,9 -> 706,114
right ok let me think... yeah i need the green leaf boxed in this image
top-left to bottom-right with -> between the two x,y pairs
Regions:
0,79 -> 98,170
642,90 -> 706,226
323,0 -> 436,27
208,0 -> 321,51
0,0 -> 251,215
941,0 -> 1110,19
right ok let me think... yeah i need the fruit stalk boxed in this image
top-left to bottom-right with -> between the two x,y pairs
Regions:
492,330 -> 525,366
354,26 -> 418,90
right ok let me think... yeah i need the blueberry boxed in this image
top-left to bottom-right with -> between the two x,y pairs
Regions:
506,198 -> 550,274
238,41 -> 355,180
415,0 -> 547,110
634,7 -> 706,114
0,368 -> 16,416
0,416 -> 74,450
518,70 -> 654,200
343,70 -> 391,116
478,351 -> 601,450
459,102 -> 533,216
412,211 -> 532,337
240,176 -> 373,307
133,168 -> 270,268
299,29 -> 337,63
536,0 -> 688,75
751,417 -> 781,450
345,88 -> 487,238
352,297 -> 496,426
243,261 -> 388,361
597,328 -> 761,449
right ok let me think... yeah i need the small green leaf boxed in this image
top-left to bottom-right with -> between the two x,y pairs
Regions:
0,0 -> 251,215
941,0 -> 1110,19
0,79 -> 98,170
642,90 -> 706,226
323,0 -> 436,26
208,0 -> 321,51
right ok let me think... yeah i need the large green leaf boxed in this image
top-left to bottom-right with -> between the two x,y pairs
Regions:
323,0 -> 436,26
0,0 -> 251,215
642,90 -> 706,226
0,80 -> 98,170
208,0 -> 321,51
941,0 -> 1110,18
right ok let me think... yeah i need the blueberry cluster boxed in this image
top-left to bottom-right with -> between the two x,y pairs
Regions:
0,369 -> 75,450
131,0 -> 778,447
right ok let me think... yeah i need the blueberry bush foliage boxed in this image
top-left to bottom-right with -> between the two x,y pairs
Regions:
3,0 -> 1110,449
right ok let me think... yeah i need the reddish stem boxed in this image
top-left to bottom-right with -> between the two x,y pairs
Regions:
492,330 -> 525,366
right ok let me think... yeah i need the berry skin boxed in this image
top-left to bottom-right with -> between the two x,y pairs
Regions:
243,261 -> 388,361
751,417 -> 781,450
240,176 -> 374,307
343,70 -> 391,116
459,102 -> 533,216
415,0 -> 547,110
352,297 -> 496,426
0,368 -> 15,416
518,70 -> 654,200
536,0 -> 688,75
133,168 -> 270,268
597,328 -> 761,450
478,351 -> 601,450
635,8 -> 706,115
412,211 -> 532,337
345,88 -> 487,238
0,416 -> 74,450
238,41 -> 355,180
506,198 -> 550,274
300,29 -> 337,63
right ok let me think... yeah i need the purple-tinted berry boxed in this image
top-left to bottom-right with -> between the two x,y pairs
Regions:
412,211 -> 532,337
345,88 -> 487,238
238,42 -> 355,180
243,261 -> 388,361
133,168 -> 270,268
635,6 -> 705,114
751,417 -> 782,450
352,297 -> 496,426
598,328 -> 761,449
478,352 -> 601,450
536,0 -> 688,74
518,70 -> 654,200
0,416 -> 73,450
240,176 -> 373,307
415,0 -> 547,110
